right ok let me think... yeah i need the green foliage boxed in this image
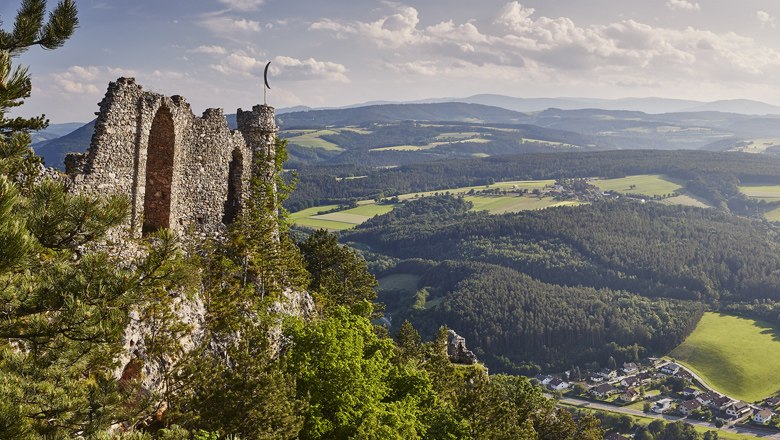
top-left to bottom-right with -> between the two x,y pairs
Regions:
298,229 -> 377,316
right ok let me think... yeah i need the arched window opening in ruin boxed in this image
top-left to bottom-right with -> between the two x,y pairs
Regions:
223,148 -> 244,224
142,106 -> 175,235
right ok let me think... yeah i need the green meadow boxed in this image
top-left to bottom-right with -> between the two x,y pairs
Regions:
670,312 -> 780,402
594,174 -> 682,197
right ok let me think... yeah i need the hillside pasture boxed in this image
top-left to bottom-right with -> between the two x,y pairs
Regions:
283,129 -> 343,151
659,194 -> 711,208
669,312 -> 780,402
465,195 -> 582,214
594,174 -> 682,197
738,184 -> 780,202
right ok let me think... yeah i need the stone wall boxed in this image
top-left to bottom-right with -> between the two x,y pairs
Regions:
67,77 -> 277,237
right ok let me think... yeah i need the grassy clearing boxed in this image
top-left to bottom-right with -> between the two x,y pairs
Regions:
520,138 -> 577,148
396,179 -> 555,200
659,194 -> 711,208
465,195 -> 582,214
593,175 -> 683,197
670,312 -> 780,402
764,206 -> 780,221
291,203 -> 396,231
377,274 -> 420,293
369,137 -> 491,152
739,185 -> 780,202
284,129 -> 343,151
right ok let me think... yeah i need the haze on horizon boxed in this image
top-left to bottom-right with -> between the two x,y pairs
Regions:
4,0 -> 780,123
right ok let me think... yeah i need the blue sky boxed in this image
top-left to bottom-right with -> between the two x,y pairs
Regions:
4,0 -> 780,122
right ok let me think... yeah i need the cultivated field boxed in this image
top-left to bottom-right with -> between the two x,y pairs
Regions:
465,195 -> 582,214
396,179 -> 555,200
738,184 -> 780,202
765,206 -> 780,221
659,194 -> 711,208
370,137 -> 491,152
669,312 -> 780,402
594,174 -> 682,197
283,129 -> 343,151
289,203 -> 395,231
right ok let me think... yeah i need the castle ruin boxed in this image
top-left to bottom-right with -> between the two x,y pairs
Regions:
66,77 -> 277,237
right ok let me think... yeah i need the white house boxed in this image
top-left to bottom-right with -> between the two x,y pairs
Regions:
725,401 -> 752,418
754,409 -> 773,424
620,376 -> 639,388
620,388 -> 640,403
653,398 -> 673,413
621,362 -> 638,375
659,362 -> 681,375
590,383 -> 618,398
548,378 -> 569,391
679,399 -> 702,416
534,375 -> 553,385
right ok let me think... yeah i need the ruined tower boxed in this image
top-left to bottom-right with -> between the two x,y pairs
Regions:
66,78 -> 278,238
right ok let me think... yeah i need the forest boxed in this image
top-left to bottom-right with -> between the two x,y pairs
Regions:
343,196 -> 780,372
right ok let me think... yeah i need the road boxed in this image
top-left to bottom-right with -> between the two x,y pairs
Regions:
559,396 -> 780,439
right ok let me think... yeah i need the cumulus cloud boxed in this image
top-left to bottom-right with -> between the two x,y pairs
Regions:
51,66 -> 134,95
311,1 -> 780,84
757,10 -> 776,29
199,16 -> 262,35
666,0 -> 701,11
189,45 -> 227,55
210,52 -> 349,82
217,0 -> 264,11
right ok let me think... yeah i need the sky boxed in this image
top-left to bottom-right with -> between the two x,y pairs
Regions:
5,0 -> 780,122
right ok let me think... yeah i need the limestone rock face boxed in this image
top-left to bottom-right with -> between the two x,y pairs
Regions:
447,329 -> 478,365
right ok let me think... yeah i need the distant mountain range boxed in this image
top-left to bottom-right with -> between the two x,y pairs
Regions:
31,94 -> 780,169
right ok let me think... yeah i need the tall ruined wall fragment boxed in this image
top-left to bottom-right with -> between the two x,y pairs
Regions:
67,77 -> 277,237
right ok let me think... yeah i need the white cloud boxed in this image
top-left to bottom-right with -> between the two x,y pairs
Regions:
189,45 -> 227,55
757,10 -> 776,29
217,0 -> 264,11
51,66 -> 135,95
311,2 -> 780,84
666,0 -> 701,11
199,16 -> 262,35
210,53 -> 349,82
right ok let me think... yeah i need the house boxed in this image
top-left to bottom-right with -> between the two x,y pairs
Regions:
679,399 -> 702,416
548,378 -> 569,391
620,388 -> 640,403
598,368 -> 617,379
589,373 -> 604,383
764,397 -> 780,408
681,387 -> 699,398
710,396 -> 733,411
659,362 -> 681,375
534,375 -> 553,385
636,371 -> 653,384
754,409 -> 773,424
590,383 -> 618,398
653,398 -> 673,413
697,391 -> 720,406
726,401 -> 752,418
621,362 -> 638,375
620,376 -> 639,388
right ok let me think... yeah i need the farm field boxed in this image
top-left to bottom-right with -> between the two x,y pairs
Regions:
738,184 -> 780,202
764,206 -> 780,221
669,312 -> 780,402
465,195 -> 582,214
659,194 -> 711,208
283,129 -> 343,151
593,174 -> 683,197
370,137 -> 491,152
290,203 -> 396,231
396,179 -> 555,200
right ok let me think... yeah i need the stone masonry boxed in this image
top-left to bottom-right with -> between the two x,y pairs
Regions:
66,77 -> 277,237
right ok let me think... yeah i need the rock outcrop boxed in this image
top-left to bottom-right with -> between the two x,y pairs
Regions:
447,330 -> 478,365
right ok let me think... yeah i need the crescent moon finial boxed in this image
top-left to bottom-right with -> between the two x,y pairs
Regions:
264,61 -> 271,90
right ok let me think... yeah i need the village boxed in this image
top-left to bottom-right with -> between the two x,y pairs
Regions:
534,359 -> 780,437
